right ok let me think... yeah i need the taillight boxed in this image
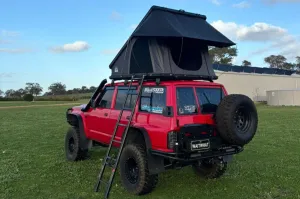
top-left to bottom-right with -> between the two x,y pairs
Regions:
167,131 -> 178,149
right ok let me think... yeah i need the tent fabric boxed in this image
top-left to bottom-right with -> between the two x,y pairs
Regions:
132,8 -> 235,48
110,37 -> 217,80
109,6 -> 234,81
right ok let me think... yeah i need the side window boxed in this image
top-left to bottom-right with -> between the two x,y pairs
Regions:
176,87 -> 197,115
140,87 -> 166,114
98,89 -> 114,108
115,88 -> 137,110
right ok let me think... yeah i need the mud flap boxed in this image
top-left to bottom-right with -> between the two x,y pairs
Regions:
147,151 -> 165,175
222,155 -> 233,163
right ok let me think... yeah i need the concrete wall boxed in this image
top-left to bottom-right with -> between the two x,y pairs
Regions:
267,90 -> 300,106
214,71 -> 300,101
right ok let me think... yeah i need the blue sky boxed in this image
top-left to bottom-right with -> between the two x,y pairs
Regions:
1,0 -> 300,93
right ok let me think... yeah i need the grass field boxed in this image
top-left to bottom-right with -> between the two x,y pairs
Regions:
1,103 -> 300,199
0,100 -> 88,108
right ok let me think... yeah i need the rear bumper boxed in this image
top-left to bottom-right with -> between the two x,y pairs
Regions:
151,145 -> 243,162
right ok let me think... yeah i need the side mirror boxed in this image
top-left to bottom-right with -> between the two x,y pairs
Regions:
162,106 -> 173,117
91,99 -> 97,110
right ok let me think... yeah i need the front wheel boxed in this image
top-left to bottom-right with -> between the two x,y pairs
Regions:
192,159 -> 227,179
119,144 -> 158,195
65,127 -> 88,161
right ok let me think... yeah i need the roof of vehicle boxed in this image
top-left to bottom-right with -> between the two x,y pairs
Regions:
106,80 -> 223,87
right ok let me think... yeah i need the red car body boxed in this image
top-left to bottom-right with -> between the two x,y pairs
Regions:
70,80 -> 227,153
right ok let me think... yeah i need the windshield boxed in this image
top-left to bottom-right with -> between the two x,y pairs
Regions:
195,87 -> 224,114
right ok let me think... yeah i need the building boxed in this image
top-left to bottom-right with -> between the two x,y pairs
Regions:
213,64 -> 300,102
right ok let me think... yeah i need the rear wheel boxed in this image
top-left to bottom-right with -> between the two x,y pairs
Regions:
65,127 -> 88,161
119,144 -> 158,195
192,159 -> 227,179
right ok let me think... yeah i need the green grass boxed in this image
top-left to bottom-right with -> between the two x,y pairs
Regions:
1,104 -> 300,199
0,100 -> 88,107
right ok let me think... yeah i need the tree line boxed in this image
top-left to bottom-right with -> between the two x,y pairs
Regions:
209,47 -> 300,71
0,82 -> 97,98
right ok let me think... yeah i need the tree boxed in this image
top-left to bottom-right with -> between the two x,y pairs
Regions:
14,88 -> 27,98
89,86 -> 97,93
5,89 -> 16,97
25,82 -> 43,96
81,86 -> 89,93
72,88 -> 81,94
23,94 -> 34,101
296,56 -> 300,71
48,82 -> 66,95
242,60 -> 251,67
264,55 -> 287,69
0,89 -> 3,97
282,62 -> 295,70
209,46 -> 238,65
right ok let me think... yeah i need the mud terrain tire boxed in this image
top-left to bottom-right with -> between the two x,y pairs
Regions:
65,127 -> 88,161
119,144 -> 158,195
215,94 -> 258,146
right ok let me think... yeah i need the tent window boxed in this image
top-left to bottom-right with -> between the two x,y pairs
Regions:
130,38 -> 153,74
166,38 -> 203,71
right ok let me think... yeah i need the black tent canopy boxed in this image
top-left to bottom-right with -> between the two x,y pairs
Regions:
109,6 -> 235,81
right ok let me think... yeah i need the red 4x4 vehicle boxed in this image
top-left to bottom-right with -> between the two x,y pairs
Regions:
64,5 -> 258,198
65,79 -> 258,195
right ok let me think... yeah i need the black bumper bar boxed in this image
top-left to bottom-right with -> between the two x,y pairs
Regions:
151,146 -> 243,162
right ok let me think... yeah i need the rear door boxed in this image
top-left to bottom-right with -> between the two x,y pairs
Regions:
175,86 -> 225,126
109,86 -> 138,144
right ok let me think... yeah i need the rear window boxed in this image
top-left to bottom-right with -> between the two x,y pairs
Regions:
196,87 -> 224,114
176,87 -> 198,115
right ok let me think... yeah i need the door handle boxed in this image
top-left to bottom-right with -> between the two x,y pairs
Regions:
104,113 -> 108,117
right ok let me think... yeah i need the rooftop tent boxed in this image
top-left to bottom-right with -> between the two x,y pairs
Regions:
109,6 -> 235,81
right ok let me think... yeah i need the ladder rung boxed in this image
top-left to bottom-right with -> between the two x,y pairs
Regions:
118,123 -> 128,127
112,139 -> 122,144
105,162 -> 115,167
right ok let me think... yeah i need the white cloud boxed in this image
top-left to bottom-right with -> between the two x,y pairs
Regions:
233,1 -> 251,8
1,30 -> 20,37
210,0 -> 221,5
211,20 -> 286,41
110,11 -> 122,21
100,49 -> 119,55
0,48 -> 33,54
211,20 -> 300,60
50,41 -> 89,53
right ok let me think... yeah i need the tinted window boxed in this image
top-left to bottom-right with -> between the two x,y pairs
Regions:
115,88 -> 137,110
196,88 -> 224,114
140,87 -> 166,114
176,87 -> 198,115
98,89 -> 114,108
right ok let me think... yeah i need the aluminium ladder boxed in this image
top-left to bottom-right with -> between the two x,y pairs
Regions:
94,75 -> 145,199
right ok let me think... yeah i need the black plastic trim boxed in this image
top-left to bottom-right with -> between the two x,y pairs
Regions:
66,113 -> 90,151
150,146 -> 243,162
133,127 -> 165,175
109,74 -> 217,82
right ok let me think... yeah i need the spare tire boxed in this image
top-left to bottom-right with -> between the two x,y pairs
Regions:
215,94 -> 258,146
